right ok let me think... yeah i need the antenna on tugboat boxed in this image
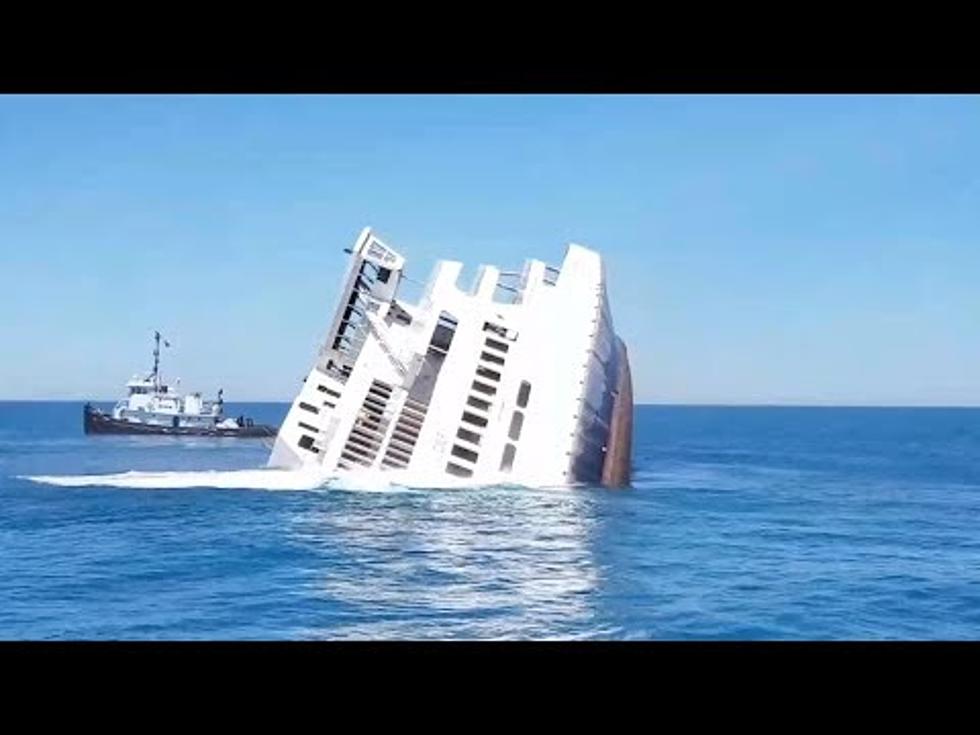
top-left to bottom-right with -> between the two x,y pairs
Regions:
151,330 -> 171,390
152,331 -> 161,387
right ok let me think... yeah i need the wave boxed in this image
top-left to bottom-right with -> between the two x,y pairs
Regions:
22,467 -> 328,491
19,465 -> 486,492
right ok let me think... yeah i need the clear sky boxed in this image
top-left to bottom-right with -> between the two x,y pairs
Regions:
0,94 -> 977,405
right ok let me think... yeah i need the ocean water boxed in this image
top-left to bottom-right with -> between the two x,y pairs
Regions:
1,401 -> 979,640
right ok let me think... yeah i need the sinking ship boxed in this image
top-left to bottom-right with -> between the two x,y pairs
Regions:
268,227 -> 632,487
84,332 -> 277,437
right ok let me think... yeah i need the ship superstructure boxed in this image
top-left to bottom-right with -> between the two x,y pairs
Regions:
268,227 -> 632,487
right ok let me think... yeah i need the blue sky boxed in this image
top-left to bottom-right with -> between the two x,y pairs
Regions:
0,94 -> 977,405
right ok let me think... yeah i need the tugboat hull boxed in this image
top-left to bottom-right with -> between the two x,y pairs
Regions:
83,404 -> 276,438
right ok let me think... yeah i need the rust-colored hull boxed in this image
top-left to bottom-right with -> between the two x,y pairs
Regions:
600,338 -> 633,487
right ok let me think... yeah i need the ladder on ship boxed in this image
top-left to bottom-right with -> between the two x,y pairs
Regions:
336,380 -> 396,470
380,396 -> 429,470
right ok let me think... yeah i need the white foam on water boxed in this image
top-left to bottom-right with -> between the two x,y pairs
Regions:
20,464 -> 485,492
22,466 -> 330,491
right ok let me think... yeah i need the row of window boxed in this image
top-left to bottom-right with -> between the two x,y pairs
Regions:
499,380 -> 531,472
296,381 -> 344,454
445,323 -> 533,479
446,327 -> 511,478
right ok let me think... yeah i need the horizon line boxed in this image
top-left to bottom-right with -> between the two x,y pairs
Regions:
3,398 -> 979,410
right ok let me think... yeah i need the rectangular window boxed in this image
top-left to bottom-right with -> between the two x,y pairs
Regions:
483,322 -> 508,338
480,351 -> 505,366
298,421 -> 319,433
446,462 -> 473,478
500,443 -> 516,472
299,401 -> 319,414
476,366 -> 501,382
471,381 -> 497,396
298,434 -> 319,453
430,311 -> 458,353
461,411 -> 488,428
517,381 -> 531,408
484,337 -> 509,353
456,427 -> 482,445
508,410 -> 524,441
317,385 -> 342,399
466,395 -> 491,411
450,444 -> 479,464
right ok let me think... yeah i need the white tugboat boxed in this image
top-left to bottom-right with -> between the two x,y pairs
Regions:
268,227 -> 632,487
83,332 -> 277,437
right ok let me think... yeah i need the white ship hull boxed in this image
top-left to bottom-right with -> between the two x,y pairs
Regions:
268,228 -> 632,488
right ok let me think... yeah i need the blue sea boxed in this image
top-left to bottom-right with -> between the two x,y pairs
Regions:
1,401 -> 979,640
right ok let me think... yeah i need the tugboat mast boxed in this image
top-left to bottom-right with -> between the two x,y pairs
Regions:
151,331 -> 169,390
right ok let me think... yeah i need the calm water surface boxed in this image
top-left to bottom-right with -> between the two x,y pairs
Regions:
1,401 -> 979,639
